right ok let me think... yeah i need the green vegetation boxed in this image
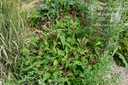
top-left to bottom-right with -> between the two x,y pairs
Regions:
0,0 -> 29,84
113,1 -> 128,67
22,0 -> 35,3
0,0 -> 23,76
0,0 -> 128,85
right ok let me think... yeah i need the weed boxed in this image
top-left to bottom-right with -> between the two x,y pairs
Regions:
0,0 -> 30,83
19,0 -> 122,84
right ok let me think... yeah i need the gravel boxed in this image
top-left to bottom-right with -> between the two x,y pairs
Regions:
111,61 -> 128,85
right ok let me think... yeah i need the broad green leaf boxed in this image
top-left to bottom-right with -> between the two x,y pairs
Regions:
53,60 -> 58,66
43,47 -> 50,51
67,37 -> 72,42
53,71 -> 59,77
51,3 -> 55,8
73,61 -> 80,65
38,79 -> 44,85
56,20 -> 63,28
94,47 -> 100,56
62,56 -> 67,61
43,72 -> 50,81
52,47 -> 56,53
95,41 -> 102,46
44,40 -> 49,46
21,48 -> 30,56
58,49 -> 64,56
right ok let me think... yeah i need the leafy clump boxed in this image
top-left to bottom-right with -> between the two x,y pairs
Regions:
19,0 -> 117,84
20,16 -> 113,85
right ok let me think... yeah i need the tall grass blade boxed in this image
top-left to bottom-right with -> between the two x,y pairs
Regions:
116,52 -> 128,72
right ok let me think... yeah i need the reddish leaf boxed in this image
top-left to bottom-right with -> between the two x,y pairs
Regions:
89,59 -> 93,64
54,32 -> 58,39
73,6 -> 77,22
47,51 -> 50,54
81,17 -> 86,26
61,12 -> 65,18
56,48 -> 58,53
41,68 -> 46,71
38,48 -> 40,56
38,34 -> 40,38
48,58 -> 52,62
68,11 -> 71,15
95,58 -> 98,62
31,29 -> 36,33
68,51 -> 73,60
80,56 -> 83,61
72,27 -> 75,30
98,32 -> 102,37
86,50 -> 91,58
76,51 -> 79,55
40,25 -> 44,29
65,71 -> 70,77
29,45 -> 32,50
119,43 -> 125,47
86,64 -> 88,69
83,43 -> 86,49
46,15 -> 48,22
100,49 -> 103,56
89,34 -> 93,40
84,0 -> 86,2
58,59 -> 60,63
42,37 -> 45,44
34,65 -> 38,68
38,53 -> 40,56
58,64 -> 61,69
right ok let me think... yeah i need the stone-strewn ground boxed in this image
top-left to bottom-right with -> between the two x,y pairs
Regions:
111,61 -> 128,85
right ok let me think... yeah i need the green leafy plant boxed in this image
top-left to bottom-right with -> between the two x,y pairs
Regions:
19,0 -> 120,84
1,0 -> 127,85
20,15 -> 115,84
30,0 -> 88,28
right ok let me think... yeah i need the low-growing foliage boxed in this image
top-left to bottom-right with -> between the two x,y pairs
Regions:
20,16 -> 115,84
1,0 -> 127,84
19,0 -> 120,84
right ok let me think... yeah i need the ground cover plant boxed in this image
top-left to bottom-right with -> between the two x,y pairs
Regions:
19,0 -> 123,84
0,0 -> 128,85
